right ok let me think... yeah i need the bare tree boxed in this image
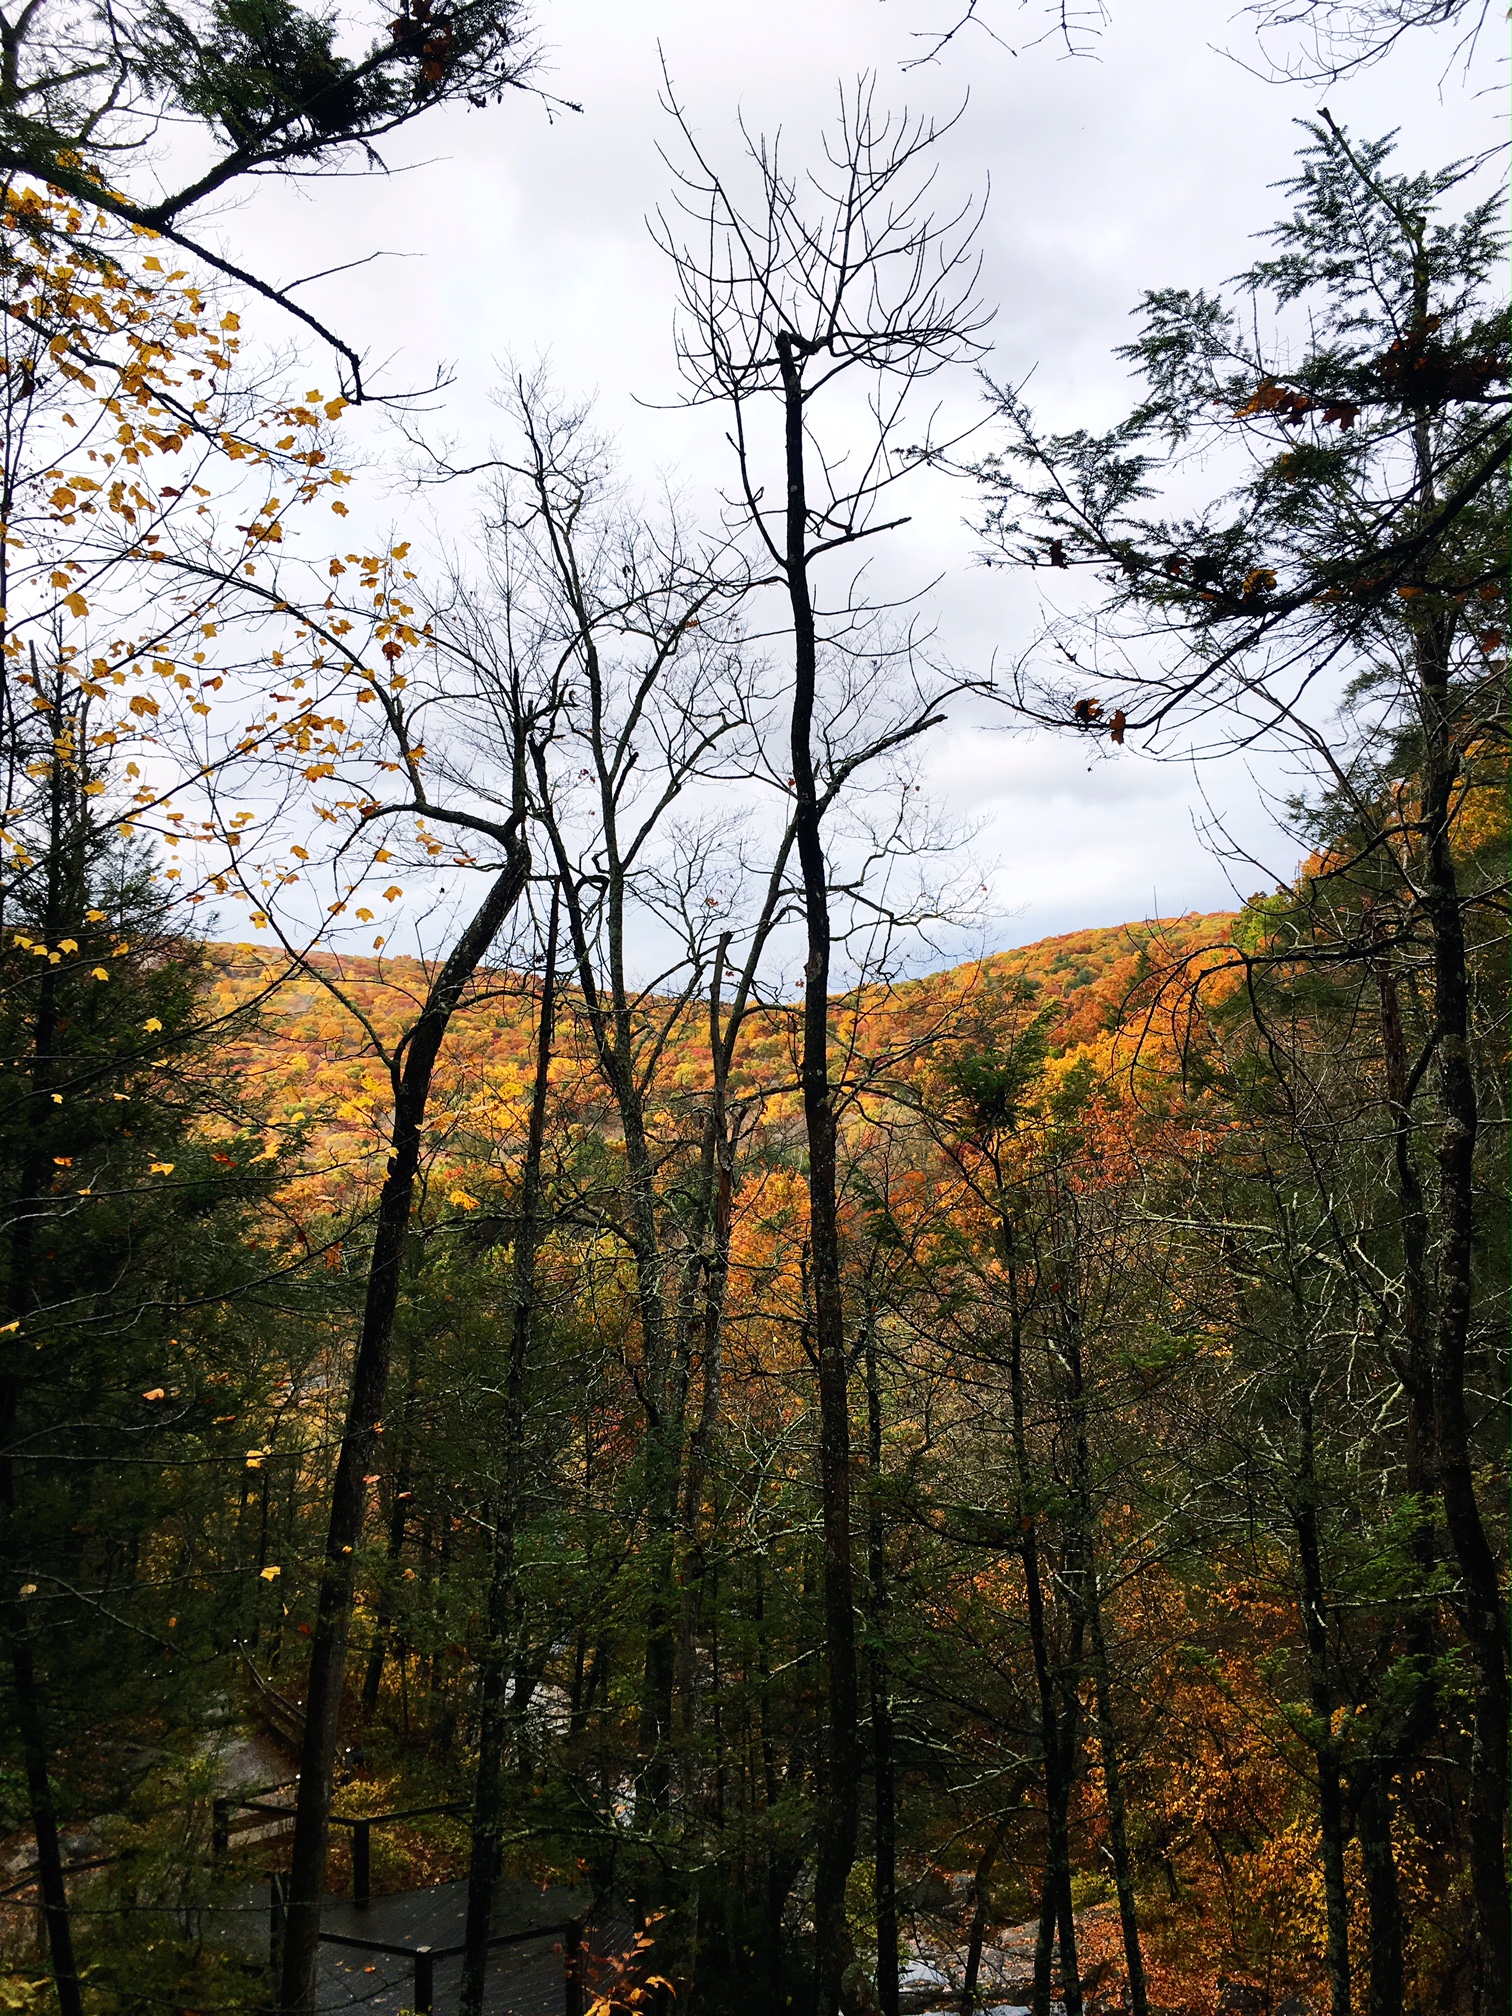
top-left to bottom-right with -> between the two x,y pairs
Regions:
496,382 -> 787,1832
1238,0 -> 1496,83
895,0 -> 1492,83
657,74 -> 989,2012
897,0 -> 1107,71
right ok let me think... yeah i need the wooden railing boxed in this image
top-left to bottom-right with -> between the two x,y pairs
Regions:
289,1899 -> 588,2016
7,1787 -> 594,2012
212,1790 -> 466,1908
210,1777 -> 299,1857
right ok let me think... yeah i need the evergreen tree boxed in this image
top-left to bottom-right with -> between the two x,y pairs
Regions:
975,115 -> 1508,2011
0,684 -> 311,2013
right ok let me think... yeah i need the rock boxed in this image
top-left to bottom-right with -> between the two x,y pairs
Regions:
899,1955 -> 953,2013
904,1871 -> 955,1914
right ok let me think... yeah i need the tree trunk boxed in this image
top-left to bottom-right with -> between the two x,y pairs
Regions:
959,1824 -> 1006,2016
279,843 -> 529,2014
0,1577 -> 83,2016
1062,1261 -> 1147,2016
1031,1864 -> 1056,2016
359,1354 -> 419,1716
1001,1206 -> 1079,2016
1417,640 -> 1509,2013
1087,1573 -> 1148,2016
1296,1392 -> 1352,2016
533,751 -> 680,1824
460,893 -> 557,2016
753,1556 -> 786,1963
1374,940 -> 1435,1530
775,329 -> 858,2016
0,813 -> 84,2016
676,939 -> 736,1756
1361,939 -> 1432,2016
864,1326 -> 899,2016
1354,1762 -> 1404,2016
1053,1829 -> 1083,2016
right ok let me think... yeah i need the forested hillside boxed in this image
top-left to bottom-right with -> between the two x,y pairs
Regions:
201,916 -> 1232,1216
0,0 -> 1504,2012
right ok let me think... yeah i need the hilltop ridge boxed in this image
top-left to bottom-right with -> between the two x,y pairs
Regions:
202,911 -> 1236,1217
206,909 -> 1236,1059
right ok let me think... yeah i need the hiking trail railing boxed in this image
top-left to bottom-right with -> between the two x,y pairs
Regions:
265,1871 -> 588,2016
212,1787 -> 466,1908
8,1788 -> 593,2013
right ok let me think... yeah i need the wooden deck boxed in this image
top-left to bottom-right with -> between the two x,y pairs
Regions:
219,1876 -> 629,2015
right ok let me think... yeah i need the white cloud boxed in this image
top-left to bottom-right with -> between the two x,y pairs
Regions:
178,0 -> 1499,959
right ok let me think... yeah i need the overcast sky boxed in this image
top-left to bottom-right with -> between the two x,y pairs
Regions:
197,0 -> 1499,955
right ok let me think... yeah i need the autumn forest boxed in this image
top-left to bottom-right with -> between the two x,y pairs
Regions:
0,2 -> 1505,2015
